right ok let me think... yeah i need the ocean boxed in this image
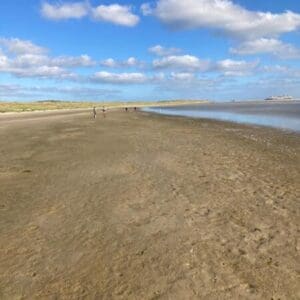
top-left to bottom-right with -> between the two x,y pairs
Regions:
144,101 -> 300,133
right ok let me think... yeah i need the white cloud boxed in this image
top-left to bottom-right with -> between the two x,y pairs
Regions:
13,54 -> 48,67
216,59 -> 259,76
149,45 -> 182,56
0,38 -> 47,55
100,58 -> 117,68
92,71 -> 147,84
0,50 -> 9,69
51,55 -> 95,67
126,57 -> 138,66
231,38 -> 300,59
170,72 -> 195,81
152,53 -> 258,76
100,57 -> 142,68
92,4 -> 139,27
12,66 -> 75,79
40,2 -> 139,27
0,37 -> 95,80
41,2 -> 89,20
153,55 -> 210,71
9,53 -> 95,68
145,0 -> 300,40
0,36 -> 262,83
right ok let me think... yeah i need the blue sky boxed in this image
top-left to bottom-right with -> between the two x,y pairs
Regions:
0,0 -> 300,102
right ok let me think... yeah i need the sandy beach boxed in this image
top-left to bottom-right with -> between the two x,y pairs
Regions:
0,109 -> 299,299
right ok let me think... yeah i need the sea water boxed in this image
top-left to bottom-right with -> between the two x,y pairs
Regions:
143,101 -> 300,133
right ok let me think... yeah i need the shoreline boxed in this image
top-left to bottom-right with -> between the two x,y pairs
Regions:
142,110 -> 300,135
0,109 -> 299,299
0,100 -> 209,114
142,101 -> 300,134
5,98 -> 299,115
1,103 -> 299,136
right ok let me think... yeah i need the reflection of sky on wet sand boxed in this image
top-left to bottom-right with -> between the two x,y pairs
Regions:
144,102 -> 300,133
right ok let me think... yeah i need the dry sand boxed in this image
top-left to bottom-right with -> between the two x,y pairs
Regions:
0,109 -> 299,299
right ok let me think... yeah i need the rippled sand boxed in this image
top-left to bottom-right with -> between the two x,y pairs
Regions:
0,109 -> 299,299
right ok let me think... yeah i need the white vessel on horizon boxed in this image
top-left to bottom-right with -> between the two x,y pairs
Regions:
265,95 -> 294,101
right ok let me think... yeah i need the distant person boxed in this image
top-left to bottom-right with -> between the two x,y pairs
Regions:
134,107 -> 137,111
93,106 -> 97,119
102,106 -> 106,118
125,107 -> 128,112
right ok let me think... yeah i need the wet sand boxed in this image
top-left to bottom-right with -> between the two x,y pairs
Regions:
0,109 -> 299,299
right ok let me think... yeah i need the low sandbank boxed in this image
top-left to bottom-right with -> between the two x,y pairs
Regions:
0,100 -> 208,113
0,109 -> 299,299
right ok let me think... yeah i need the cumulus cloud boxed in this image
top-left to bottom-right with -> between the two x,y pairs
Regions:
170,72 -> 195,81
151,52 -> 259,76
0,50 -> 9,69
144,0 -> 300,40
231,38 -> 300,59
51,55 -> 95,67
0,37 -> 95,79
0,38 -> 47,55
41,1 -> 139,27
215,59 -> 259,76
149,45 -> 182,56
0,36 -> 262,85
12,66 -> 76,79
8,53 -> 95,68
41,1 -> 89,20
100,58 -> 117,68
12,54 -> 48,67
92,4 -> 139,27
100,57 -> 142,68
92,71 -> 147,84
153,55 -> 210,71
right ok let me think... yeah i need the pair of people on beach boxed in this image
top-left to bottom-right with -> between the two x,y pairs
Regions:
93,106 -> 106,119
93,106 -> 136,118
124,107 -> 137,112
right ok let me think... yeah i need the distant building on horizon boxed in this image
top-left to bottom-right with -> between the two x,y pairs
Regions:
265,95 -> 294,101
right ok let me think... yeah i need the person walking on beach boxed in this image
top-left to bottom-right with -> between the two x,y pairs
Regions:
93,106 -> 97,119
102,106 -> 106,118
125,107 -> 128,112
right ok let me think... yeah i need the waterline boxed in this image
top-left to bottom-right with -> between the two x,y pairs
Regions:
143,102 -> 300,133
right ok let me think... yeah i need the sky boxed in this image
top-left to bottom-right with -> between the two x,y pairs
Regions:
0,0 -> 300,102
